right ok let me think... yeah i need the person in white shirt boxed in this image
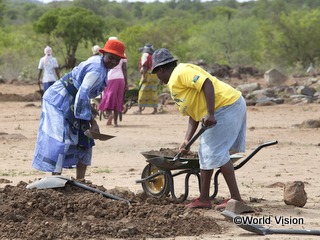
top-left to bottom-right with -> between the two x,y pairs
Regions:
38,46 -> 60,93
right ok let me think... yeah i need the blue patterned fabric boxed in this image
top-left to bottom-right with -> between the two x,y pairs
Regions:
32,56 -> 108,172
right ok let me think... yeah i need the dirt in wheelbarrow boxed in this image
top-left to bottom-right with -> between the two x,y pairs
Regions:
146,148 -> 199,159
0,180 -> 222,240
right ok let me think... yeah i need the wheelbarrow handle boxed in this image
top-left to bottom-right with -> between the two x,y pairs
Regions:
172,124 -> 210,161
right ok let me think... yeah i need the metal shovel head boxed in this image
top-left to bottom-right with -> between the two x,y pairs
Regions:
147,156 -> 186,170
26,176 -> 133,204
84,130 -> 115,141
222,210 -> 266,235
26,176 -> 70,189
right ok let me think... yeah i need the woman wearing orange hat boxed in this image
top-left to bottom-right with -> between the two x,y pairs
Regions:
32,39 -> 126,179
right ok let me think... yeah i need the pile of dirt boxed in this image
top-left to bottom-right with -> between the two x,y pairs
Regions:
0,180 -> 222,239
0,91 -> 42,102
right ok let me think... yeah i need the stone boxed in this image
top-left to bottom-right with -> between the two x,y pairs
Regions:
264,68 -> 288,87
283,181 -> 307,207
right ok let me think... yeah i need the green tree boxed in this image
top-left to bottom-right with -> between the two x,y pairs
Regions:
0,0 -> 4,25
34,7 -> 105,69
259,9 -> 320,68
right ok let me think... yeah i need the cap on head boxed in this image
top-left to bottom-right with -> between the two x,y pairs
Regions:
99,39 -> 126,59
44,46 -> 52,55
91,45 -> 100,55
140,43 -> 154,54
108,36 -> 118,40
151,48 -> 178,74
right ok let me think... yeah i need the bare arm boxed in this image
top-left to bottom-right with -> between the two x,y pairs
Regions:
122,62 -> 128,90
38,69 -> 43,84
90,115 -> 100,133
201,78 -> 216,127
55,68 -> 60,80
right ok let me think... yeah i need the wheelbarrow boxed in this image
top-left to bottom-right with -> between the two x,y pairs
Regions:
122,87 -> 141,114
136,140 -> 278,203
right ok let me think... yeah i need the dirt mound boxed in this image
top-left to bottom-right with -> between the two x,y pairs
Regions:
0,181 -> 222,239
0,92 -> 42,102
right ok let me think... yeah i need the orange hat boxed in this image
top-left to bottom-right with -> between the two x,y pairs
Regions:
99,39 -> 126,59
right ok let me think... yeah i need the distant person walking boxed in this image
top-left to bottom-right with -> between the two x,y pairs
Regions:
38,46 -> 60,93
91,45 -> 101,57
134,43 -> 158,114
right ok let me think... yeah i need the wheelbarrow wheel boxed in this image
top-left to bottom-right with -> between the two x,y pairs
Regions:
141,164 -> 170,197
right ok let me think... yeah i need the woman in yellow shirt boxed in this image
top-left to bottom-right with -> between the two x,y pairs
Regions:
151,48 -> 247,210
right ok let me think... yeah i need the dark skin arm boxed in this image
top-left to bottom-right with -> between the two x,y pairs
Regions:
90,115 -> 100,133
38,69 -> 43,85
122,61 -> 128,90
179,78 -> 216,153
55,67 -> 60,80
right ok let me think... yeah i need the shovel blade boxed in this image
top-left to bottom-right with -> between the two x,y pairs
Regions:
26,176 -> 69,189
84,130 -> 115,141
221,210 -> 265,235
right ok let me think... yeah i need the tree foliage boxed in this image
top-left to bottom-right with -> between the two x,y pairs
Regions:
1,0 -> 320,80
259,9 -> 320,68
34,7 -> 105,69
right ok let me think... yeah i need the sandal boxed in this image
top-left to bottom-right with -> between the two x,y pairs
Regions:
214,198 -> 230,211
186,198 -> 212,209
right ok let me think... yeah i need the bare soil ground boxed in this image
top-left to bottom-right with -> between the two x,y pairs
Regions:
1,82 -> 320,240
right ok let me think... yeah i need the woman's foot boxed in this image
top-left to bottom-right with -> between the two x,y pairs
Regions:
107,115 -> 113,125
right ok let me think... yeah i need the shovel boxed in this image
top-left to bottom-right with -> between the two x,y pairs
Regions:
222,210 -> 320,236
27,176 -> 133,205
84,130 -> 115,141
147,124 -> 208,170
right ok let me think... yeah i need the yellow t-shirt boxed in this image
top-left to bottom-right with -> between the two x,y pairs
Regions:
167,63 -> 241,121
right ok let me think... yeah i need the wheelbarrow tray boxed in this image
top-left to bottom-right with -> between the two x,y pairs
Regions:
125,89 -> 139,99
141,151 -> 243,170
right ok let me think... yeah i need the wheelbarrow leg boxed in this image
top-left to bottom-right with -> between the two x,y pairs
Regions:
167,169 -> 201,203
210,169 -> 221,200
210,141 -> 278,200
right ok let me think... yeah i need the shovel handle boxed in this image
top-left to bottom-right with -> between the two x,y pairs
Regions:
69,180 -> 133,204
172,124 -> 209,161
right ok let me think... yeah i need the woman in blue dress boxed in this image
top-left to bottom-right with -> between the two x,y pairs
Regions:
32,39 -> 126,179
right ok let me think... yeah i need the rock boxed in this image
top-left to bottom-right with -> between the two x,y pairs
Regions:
283,181 -> 307,207
297,85 -> 316,97
237,82 -> 260,94
300,119 -> 320,128
225,199 -> 255,214
246,88 -> 276,100
264,68 -> 288,87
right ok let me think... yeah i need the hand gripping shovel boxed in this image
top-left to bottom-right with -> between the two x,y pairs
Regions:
222,210 -> 320,236
147,124 -> 208,170
27,176 -> 133,205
